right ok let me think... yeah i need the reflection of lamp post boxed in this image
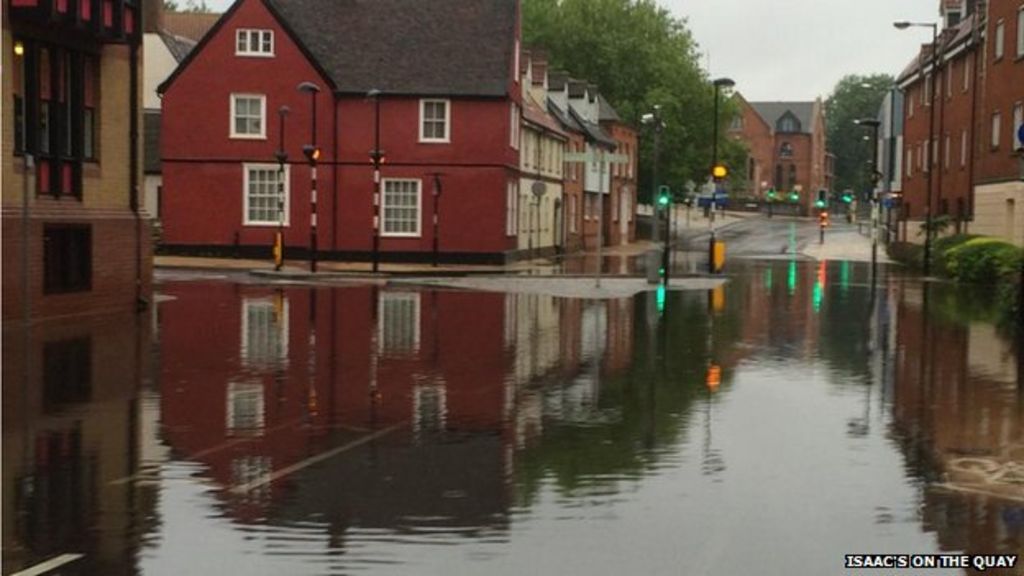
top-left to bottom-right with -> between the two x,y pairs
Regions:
710,78 -> 735,274
367,89 -> 384,272
297,81 -> 321,272
895,21 -> 938,276
274,106 -> 290,271
856,118 -> 882,282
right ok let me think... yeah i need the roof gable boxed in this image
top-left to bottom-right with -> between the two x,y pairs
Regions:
750,101 -> 816,135
265,0 -> 516,97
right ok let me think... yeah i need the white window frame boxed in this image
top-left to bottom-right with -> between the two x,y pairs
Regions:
945,63 -> 952,98
378,292 -> 421,354
992,111 -> 1002,149
995,19 -> 1005,60
240,296 -> 289,367
906,148 -> 913,177
381,178 -> 422,237
510,102 -> 521,149
569,194 -> 577,233
1018,7 -> 1024,58
235,29 -> 274,57
944,134 -> 950,169
963,57 -> 971,92
1013,102 -> 1023,150
243,163 -> 289,226
506,180 -> 518,236
961,129 -> 968,167
230,93 -> 266,139
419,98 -> 450,143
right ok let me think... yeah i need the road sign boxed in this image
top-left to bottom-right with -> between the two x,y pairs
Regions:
1017,123 -> 1024,150
564,152 -> 629,164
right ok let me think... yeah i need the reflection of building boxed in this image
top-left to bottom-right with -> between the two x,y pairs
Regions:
2,312 -> 151,574
3,0 -> 153,321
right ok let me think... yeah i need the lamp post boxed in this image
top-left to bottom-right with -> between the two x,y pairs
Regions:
297,81 -> 321,273
856,118 -> 882,281
710,77 -> 735,274
367,89 -> 384,272
274,105 -> 290,271
895,21 -> 938,276
640,105 -> 664,244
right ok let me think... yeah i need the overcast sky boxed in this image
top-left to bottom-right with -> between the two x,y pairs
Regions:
202,0 -> 938,102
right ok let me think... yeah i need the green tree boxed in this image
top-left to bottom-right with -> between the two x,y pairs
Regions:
522,0 -> 738,203
163,0 -> 213,13
824,74 -> 894,196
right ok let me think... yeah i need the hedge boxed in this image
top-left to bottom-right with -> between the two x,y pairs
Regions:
942,237 -> 1023,284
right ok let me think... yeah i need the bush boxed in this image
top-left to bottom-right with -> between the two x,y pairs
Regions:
943,238 -> 1023,284
887,241 -> 924,269
932,233 -> 978,275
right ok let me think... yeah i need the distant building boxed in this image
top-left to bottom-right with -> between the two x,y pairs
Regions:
3,0 -> 153,321
728,95 -> 833,215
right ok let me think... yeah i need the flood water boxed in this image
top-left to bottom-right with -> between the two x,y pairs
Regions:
3,261 -> 1023,575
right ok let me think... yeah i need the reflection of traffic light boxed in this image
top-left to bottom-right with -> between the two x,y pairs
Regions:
789,191 -> 799,202
656,284 -> 666,314
712,165 -> 728,181
657,185 -> 671,208
813,260 -> 827,313
706,364 -> 722,390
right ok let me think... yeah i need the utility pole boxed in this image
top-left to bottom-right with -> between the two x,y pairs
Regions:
275,106 -> 290,271
298,82 -> 321,273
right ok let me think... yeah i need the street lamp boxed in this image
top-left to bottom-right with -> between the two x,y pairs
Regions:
367,88 -> 384,272
855,118 -> 882,281
297,81 -> 321,272
894,21 -> 939,276
641,105 -> 667,283
274,105 -> 290,271
709,77 -> 735,274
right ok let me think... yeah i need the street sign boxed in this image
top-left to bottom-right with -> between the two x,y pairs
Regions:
531,181 -> 546,198
1017,123 -> 1024,151
564,152 -> 629,164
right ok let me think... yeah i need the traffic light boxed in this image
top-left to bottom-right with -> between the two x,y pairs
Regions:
841,192 -> 854,204
819,211 -> 830,227
766,188 -> 777,201
815,189 -> 827,209
712,164 -> 728,181
303,145 -> 321,163
789,191 -> 799,202
657,185 -> 671,208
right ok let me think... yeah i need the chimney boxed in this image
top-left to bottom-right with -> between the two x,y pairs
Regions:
142,0 -> 164,33
531,50 -> 548,87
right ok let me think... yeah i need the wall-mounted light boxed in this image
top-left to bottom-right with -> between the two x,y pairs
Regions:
14,41 -> 25,57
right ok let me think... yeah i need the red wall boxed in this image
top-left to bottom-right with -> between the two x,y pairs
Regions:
160,0 -> 520,259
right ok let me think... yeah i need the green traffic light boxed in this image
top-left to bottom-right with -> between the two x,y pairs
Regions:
790,193 -> 799,202
658,195 -> 670,206
815,200 -> 826,208
842,195 -> 853,204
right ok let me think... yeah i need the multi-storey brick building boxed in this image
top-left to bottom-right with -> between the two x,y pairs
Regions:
3,0 -> 153,322
729,95 -> 833,215
895,0 -> 1023,246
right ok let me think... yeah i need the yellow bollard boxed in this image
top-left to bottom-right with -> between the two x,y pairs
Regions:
273,232 -> 283,270
712,240 -> 726,273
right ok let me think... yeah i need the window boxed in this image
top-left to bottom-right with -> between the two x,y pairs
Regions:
513,38 -> 520,82
924,75 -> 932,105
506,180 -> 518,235
788,164 -> 797,191
419,99 -> 450,143
43,224 -> 91,294
569,194 -> 577,233
83,56 -> 96,160
944,134 -> 950,170
43,337 -> 91,410
992,111 -> 1002,149
729,115 -> 743,131
1014,103 -> 1023,149
382,178 -> 421,236
510,103 -> 520,149
13,40 -> 25,153
961,129 -> 968,167
780,142 -> 793,158
963,57 -> 971,92
1018,7 -> 1024,58
235,29 -> 274,56
240,296 -> 289,368
243,164 -> 289,225
995,20 -> 1005,60
379,292 -> 420,354
945,64 -> 952,98
775,164 -> 783,189
908,90 -> 915,117
230,94 -> 265,138
226,382 -> 265,436
906,148 -> 913,177
778,116 -> 798,132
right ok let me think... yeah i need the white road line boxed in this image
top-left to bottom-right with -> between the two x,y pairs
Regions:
230,422 -> 406,495
11,553 -> 84,576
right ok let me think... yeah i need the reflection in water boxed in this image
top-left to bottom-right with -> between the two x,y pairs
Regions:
2,262 -> 1022,574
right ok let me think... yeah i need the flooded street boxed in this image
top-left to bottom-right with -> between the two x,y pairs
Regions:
4,261 -> 1022,575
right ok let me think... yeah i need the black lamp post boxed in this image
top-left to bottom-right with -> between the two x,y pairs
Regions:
367,89 -> 384,272
274,105 -> 290,271
297,81 -> 321,272
895,21 -> 939,276
640,105 -> 664,243
709,77 -> 735,274
855,118 -> 882,280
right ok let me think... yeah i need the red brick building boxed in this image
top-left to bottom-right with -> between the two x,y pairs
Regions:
728,95 -> 833,215
895,0 -> 1023,246
600,95 -> 639,247
3,0 -> 153,322
159,0 -> 524,264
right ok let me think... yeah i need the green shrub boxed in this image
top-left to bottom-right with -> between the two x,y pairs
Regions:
943,238 -> 1023,284
932,234 -> 978,275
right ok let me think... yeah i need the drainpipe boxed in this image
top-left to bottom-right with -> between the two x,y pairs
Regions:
130,34 -> 145,311
332,93 -> 339,251
966,6 -> 983,232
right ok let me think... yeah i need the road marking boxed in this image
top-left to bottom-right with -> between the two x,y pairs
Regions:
108,415 -> 309,486
11,553 -> 84,576
230,422 -> 406,495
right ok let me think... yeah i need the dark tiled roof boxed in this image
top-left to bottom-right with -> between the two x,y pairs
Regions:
163,11 -> 220,42
266,0 -> 515,96
159,31 -> 197,63
522,94 -> 567,139
750,101 -> 816,134
896,14 -> 977,84
548,100 -> 584,135
597,94 -> 621,123
548,71 -> 569,91
568,106 -> 617,149
144,111 -> 162,174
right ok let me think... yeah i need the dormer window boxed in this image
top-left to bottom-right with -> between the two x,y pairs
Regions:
777,114 -> 800,133
236,29 -> 274,57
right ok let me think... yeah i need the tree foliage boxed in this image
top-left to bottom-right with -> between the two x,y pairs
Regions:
522,0 -> 741,202
163,0 -> 213,13
824,74 -> 894,195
